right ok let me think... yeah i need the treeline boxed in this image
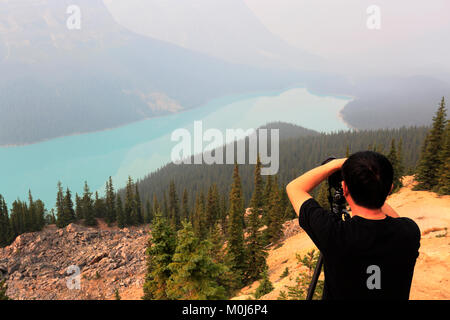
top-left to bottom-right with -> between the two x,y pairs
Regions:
0,192 -> 46,247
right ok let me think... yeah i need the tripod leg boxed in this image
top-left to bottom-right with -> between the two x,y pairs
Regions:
306,253 -> 324,300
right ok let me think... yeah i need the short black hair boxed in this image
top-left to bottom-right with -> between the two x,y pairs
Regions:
341,151 -> 393,209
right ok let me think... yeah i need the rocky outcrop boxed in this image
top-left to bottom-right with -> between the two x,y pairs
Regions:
0,223 -> 150,300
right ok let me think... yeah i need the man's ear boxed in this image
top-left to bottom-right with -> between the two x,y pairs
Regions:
342,181 -> 349,197
389,183 -> 394,194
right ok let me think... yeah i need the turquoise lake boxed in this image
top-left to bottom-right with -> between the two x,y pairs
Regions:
0,87 -> 352,208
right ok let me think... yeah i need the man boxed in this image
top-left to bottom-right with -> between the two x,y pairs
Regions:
286,151 -> 420,300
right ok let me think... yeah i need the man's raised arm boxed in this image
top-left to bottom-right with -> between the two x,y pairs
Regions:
286,158 -> 346,216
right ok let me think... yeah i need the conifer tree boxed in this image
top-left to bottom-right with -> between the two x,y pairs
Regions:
34,199 -> 46,231
152,194 -> 160,218
105,177 -> 116,224
143,211 -> 176,300
62,188 -> 76,227
116,195 -> 125,229
55,181 -> 64,227
168,181 -> 180,229
75,193 -> 83,221
205,184 -> 220,231
94,191 -> 106,219
82,182 -> 97,227
208,223 -> 237,296
166,221 -> 227,300
397,138 -> 405,180
265,176 -> 284,244
436,119 -> 450,194
28,190 -> 36,231
0,195 -> 11,247
135,184 -> 143,225
387,139 -> 402,192
415,98 -> 447,190
181,188 -> 189,222
145,199 -> 153,224
262,175 -> 273,225
226,164 -> 246,285
193,192 -> 207,239
245,156 -> 268,284
254,270 -> 273,299
124,177 -> 136,226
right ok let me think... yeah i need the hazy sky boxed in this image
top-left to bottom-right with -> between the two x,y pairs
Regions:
103,0 -> 450,78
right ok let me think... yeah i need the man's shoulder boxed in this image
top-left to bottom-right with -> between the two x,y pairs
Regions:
390,216 -> 421,245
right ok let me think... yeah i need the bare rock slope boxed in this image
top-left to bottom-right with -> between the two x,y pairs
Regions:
0,222 -> 149,300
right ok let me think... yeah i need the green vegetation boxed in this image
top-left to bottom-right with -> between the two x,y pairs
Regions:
415,97 -> 450,194
254,270 -> 274,299
0,279 -> 10,300
278,249 -> 323,300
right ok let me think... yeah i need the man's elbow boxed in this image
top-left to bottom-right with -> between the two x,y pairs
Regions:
286,182 -> 294,196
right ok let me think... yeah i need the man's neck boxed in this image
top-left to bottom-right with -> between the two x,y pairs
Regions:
350,205 -> 387,220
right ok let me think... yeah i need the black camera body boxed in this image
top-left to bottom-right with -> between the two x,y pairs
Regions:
321,157 -> 350,220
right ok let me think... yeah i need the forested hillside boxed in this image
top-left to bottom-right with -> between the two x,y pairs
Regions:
135,124 -> 428,206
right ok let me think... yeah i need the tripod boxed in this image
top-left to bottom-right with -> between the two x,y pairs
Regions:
306,160 -> 350,300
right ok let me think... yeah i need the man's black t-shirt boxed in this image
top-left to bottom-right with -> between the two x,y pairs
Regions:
299,198 -> 421,300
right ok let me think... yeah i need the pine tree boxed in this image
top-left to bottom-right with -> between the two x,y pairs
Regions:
0,195 -> 11,247
82,182 -> 97,227
142,211 -> 176,300
62,188 -> 76,227
168,181 -> 180,229
192,192 -> 207,239
254,270 -> 274,299
166,221 -> 227,300
181,188 -> 189,222
124,177 -> 136,226
105,177 -> 116,224
55,181 -> 64,227
75,193 -> 83,221
226,164 -> 246,286
34,199 -> 46,231
397,138 -> 405,180
262,175 -> 273,225
145,199 -> 153,224
415,98 -> 447,190
245,156 -> 268,284
94,191 -> 106,219
208,223 -> 237,296
205,184 -> 220,231
28,190 -> 37,231
135,184 -> 143,225
436,119 -> 450,194
116,195 -> 125,229
265,176 -> 284,244
387,139 -> 402,192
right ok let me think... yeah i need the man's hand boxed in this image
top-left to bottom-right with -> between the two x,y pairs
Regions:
286,158 -> 347,216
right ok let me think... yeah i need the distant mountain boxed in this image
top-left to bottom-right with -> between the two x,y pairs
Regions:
340,76 -> 450,129
103,0 -> 323,71
0,0 -> 305,145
